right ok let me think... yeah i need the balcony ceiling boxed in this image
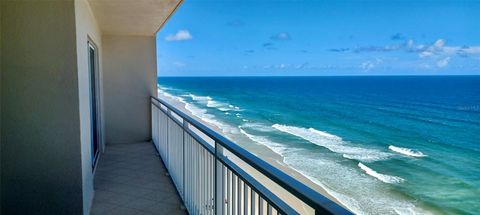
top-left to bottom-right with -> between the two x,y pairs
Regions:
88,0 -> 183,36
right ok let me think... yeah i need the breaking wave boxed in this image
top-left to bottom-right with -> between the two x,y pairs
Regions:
241,122 -> 276,132
272,124 -> 392,162
185,93 -> 241,112
239,128 -> 287,156
358,163 -> 405,184
389,145 -> 427,157
158,86 -> 238,135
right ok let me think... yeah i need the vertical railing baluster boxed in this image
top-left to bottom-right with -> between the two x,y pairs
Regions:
166,110 -> 169,169
211,154 -> 214,214
215,142 -> 221,215
189,137 -> 192,212
201,148 -> 205,215
244,184 -> 248,215
222,164 -> 226,215
251,190 -> 256,215
182,121 -> 186,198
238,179 -> 242,215
198,142 -> 201,215
208,154 -> 211,214
227,170 -> 231,215
259,198 -> 263,215
233,174 -> 237,215
193,141 -> 196,215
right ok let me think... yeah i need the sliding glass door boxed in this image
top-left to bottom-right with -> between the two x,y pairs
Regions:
88,41 -> 100,170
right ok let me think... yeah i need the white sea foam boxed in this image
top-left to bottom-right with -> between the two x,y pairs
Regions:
158,88 -> 186,104
184,103 -> 238,134
241,122 -> 276,132
207,100 -> 240,112
272,124 -> 392,162
284,154 -> 428,215
185,93 -> 242,112
157,87 -> 238,135
239,128 -> 287,156
157,84 -> 172,91
358,163 -> 405,184
389,145 -> 427,157
187,94 -> 212,103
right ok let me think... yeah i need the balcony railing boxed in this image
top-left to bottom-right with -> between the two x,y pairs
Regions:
151,96 -> 352,215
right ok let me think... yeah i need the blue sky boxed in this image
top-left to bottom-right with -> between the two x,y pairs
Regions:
156,0 -> 480,76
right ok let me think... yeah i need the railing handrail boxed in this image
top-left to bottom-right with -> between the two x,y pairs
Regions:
151,96 -> 352,215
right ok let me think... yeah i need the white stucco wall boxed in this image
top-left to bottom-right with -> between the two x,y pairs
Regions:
74,0 -> 103,213
102,35 -> 157,144
0,1 -> 84,214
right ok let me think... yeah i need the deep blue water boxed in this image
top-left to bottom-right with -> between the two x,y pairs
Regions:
157,76 -> 480,215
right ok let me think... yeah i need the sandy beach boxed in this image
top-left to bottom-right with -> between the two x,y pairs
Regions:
157,93 -> 349,214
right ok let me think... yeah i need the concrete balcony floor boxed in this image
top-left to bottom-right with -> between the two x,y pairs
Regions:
91,142 -> 187,215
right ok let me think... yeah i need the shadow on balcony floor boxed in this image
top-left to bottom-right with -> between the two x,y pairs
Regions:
91,142 -> 187,215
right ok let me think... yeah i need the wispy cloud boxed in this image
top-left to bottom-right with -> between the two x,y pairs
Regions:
261,62 -> 310,70
360,62 -> 376,71
327,44 -> 403,53
413,39 -> 480,59
436,57 -> 450,68
165,30 -> 192,41
360,58 -> 383,71
270,32 -> 291,41
328,38 -> 480,60
295,62 -> 309,69
354,44 -> 403,53
262,42 -> 276,50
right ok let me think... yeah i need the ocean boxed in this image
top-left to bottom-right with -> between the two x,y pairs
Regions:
157,76 -> 480,215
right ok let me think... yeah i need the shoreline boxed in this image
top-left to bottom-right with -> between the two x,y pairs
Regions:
157,92 -> 350,214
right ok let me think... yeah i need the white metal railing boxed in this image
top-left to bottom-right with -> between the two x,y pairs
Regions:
151,96 -> 352,215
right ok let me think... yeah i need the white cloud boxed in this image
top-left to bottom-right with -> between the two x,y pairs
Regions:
434,39 -> 445,48
419,51 -> 433,58
414,39 -> 480,59
165,30 -> 192,41
458,46 -> 480,56
360,62 -> 376,71
295,62 -> 309,69
360,58 -> 383,71
436,57 -> 450,68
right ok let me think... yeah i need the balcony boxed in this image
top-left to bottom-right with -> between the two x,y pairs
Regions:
91,142 -> 187,215
149,97 -> 352,215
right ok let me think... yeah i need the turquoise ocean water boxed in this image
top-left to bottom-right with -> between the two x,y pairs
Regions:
157,76 -> 480,215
